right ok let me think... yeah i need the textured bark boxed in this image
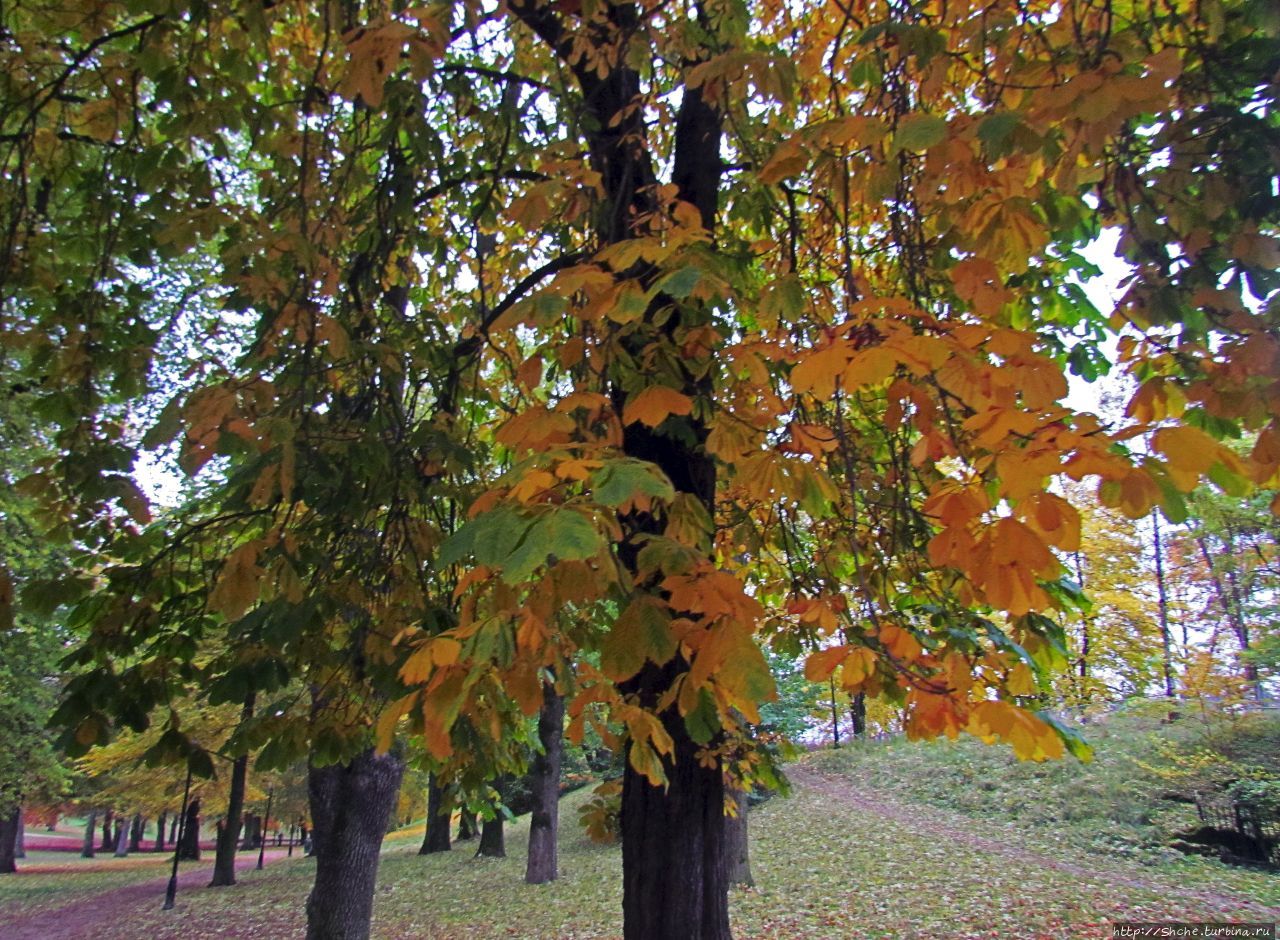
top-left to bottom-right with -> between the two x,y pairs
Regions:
621,662 -> 731,940
305,748 -> 404,940
850,692 -> 867,738
114,817 -> 130,856
177,798 -> 201,860
153,810 -> 167,851
211,703 -> 251,886
525,681 -> 563,884
725,789 -> 752,887
418,774 -> 450,854
81,811 -> 96,858
0,808 -> 18,873
14,808 -> 24,858
100,810 -> 113,851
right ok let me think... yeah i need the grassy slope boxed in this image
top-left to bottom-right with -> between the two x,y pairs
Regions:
4,714 -> 1278,938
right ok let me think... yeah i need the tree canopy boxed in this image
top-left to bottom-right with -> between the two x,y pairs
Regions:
2,0 -> 1278,935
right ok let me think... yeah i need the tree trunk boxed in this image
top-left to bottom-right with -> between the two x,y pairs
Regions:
14,807 -> 24,859
169,814 -> 179,844
620,671 -> 731,940
525,681 -> 563,884
725,788 -> 752,887
476,776 -> 507,859
850,692 -> 867,738
81,811 -> 96,858
241,813 -> 260,850
211,737 -> 251,883
418,773 -> 450,854
100,809 -> 113,851
1152,513 -> 1176,699
129,813 -> 144,852
114,816 -> 130,856
829,678 -> 841,747
305,748 -> 405,940
153,810 -> 167,851
178,798 -> 201,860
456,809 -> 477,841
0,808 -> 18,873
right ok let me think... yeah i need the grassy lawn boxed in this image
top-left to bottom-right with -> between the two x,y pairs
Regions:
4,713 -> 1277,938
0,850 -> 175,920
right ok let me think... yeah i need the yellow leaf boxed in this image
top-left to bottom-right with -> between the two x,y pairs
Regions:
1152,425 -> 1219,476
209,541 -> 265,621
803,644 -> 850,682
789,343 -> 851,399
623,386 -> 693,428
375,692 -> 419,752
879,624 -> 923,662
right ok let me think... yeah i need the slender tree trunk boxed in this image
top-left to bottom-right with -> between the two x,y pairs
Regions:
114,817 -> 130,856
129,813 -> 144,852
526,681 -> 563,884
153,810 -> 167,851
100,809 -> 113,851
456,809 -> 477,841
418,773 -> 450,854
211,697 -> 253,886
725,788 -> 752,887
81,811 -> 96,858
177,798 -> 201,860
850,692 -> 867,738
1152,513 -> 1176,699
305,748 -> 404,940
0,809 -> 18,873
169,814 -> 178,844
829,677 -> 841,747
14,808 -> 24,859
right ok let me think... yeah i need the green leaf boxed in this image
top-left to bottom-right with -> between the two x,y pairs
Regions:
501,508 -> 603,583
893,113 -> 948,153
600,595 -> 676,681
1038,711 -> 1093,763
977,111 -> 1022,151
590,459 -> 676,509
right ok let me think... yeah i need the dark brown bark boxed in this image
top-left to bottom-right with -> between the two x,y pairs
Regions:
177,798 -> 201,860
211,696 -> 253,887
725,788 -> 752,887
100,809 -> 113,851
169,814 -> 178,844
304,748 -> 405,940
153,810 -> 167,851
14,807 -> 23,858
526,681 -> 564,884
829,678 -> 841,747
129,813 -> 144,852
621,671 -> 731,940
476,816 -> 505,858
113,816 -> 130,856
456,809 -> 477,841
0,808 -> 18,873
241,813 -> 261,849
418,773 -> 450,854
81,811 -> 96,858
850,692 -> 867,738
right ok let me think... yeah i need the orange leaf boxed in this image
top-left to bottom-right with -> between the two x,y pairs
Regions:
623,386 -> 693,427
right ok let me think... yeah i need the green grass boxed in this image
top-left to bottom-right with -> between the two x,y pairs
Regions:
0,850 -> 174,919
4,713 -> 1278,938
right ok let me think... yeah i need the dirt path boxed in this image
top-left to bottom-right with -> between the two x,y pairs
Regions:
2,849 -> 295,940
788,763 -> 1280,922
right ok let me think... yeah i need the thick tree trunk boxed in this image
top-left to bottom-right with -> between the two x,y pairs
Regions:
241,813 -> 261,849
114,817 -> 130,856
305,748 -> 405,940
476,776 -> 507,859
129,813 -> 144,852
100,810 -> 113,851
14,807 -> 24,858
418,773 -> 450,854
725,788 -> 752,887
211,721 -> 251,885
178,798 -> 201,860
81,811 -> 96,858
0,808 -> 18,873
525,681 -> 563,884
154,810 -> 167,851
621,677 -> 731,940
